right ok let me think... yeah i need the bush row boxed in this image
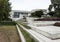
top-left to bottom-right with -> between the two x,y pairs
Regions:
54,22 -> 60,26
34,18 -> 60,21
0,21 -> 16,25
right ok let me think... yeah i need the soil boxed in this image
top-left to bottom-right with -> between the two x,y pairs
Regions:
0,26 -> 20,42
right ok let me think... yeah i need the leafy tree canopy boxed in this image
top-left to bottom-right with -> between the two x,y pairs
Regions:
0,0 -> 11,21
48,0 -> 60,18
31,10 -> 44,17
48,11 -> 55,17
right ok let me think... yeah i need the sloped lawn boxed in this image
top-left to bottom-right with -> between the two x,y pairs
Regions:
0,25 -> 20,42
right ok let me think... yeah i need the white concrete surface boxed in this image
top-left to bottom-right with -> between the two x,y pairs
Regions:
29,25 -> 60,34
18,24 -> 60,42
26,17 -> 60,26
37,26 -> 60,34
16,25 -> 26,42
18,24 -> 43,42
29,25 -> 60,39
29,29 -> 60,42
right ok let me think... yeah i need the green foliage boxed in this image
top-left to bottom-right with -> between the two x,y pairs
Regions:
31,10 -> 44,17
48,11 -> 55,17
0,21 -> 16,25
48,0 -> 60,17
55,7 -> 60,17
48,5 -> 53,12
0,0 -> 11,21
51,0 -> 60,4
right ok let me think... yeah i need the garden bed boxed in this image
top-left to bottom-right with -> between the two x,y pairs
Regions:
54,22 -> 60,26
34,18 -> 60,21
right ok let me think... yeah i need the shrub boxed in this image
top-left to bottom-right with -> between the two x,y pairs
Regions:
54,22 -> 60,26
31,10 -> 44,17
34,18 -> 60,21
0,21 -> 16,25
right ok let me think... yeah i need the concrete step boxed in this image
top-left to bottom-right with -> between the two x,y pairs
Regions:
29,25 -> 60,40
29,29 -> 60,42
28,30 -> 45,42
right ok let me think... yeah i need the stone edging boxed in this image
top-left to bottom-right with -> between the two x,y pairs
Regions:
16,25 -> 26,42
18,24 -> 45,42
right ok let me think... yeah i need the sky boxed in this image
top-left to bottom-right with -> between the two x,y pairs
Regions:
9,0 -> 51,11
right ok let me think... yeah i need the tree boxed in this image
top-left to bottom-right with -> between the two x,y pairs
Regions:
31,10 -> 44,17
0,0 -> 11,21
48,5 -> 53,12
48,0 -> 60,17
48,11 -> 55,17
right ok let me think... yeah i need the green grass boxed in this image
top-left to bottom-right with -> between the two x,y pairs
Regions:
18,24 -> 35,42
16,21 -> 31,29
21,23 -> 31,29
17,19 -> 26,23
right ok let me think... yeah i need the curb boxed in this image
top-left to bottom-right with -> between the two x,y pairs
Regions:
18,24 -> 44,42
16,25 -> 26,42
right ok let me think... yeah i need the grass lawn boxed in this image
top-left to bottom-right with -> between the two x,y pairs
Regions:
0,25 -> 20,42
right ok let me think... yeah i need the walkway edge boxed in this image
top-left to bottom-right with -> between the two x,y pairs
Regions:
18,24 -> 43,42
16,25 -> 26,42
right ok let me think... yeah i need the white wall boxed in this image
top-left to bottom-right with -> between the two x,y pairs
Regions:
10,11 -> 30,21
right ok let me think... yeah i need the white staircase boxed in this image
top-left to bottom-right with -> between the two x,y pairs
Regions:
29,29 -> 60,42
28,25 -> 60,42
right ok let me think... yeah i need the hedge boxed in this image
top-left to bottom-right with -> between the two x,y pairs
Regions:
0,21 -> 16,25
